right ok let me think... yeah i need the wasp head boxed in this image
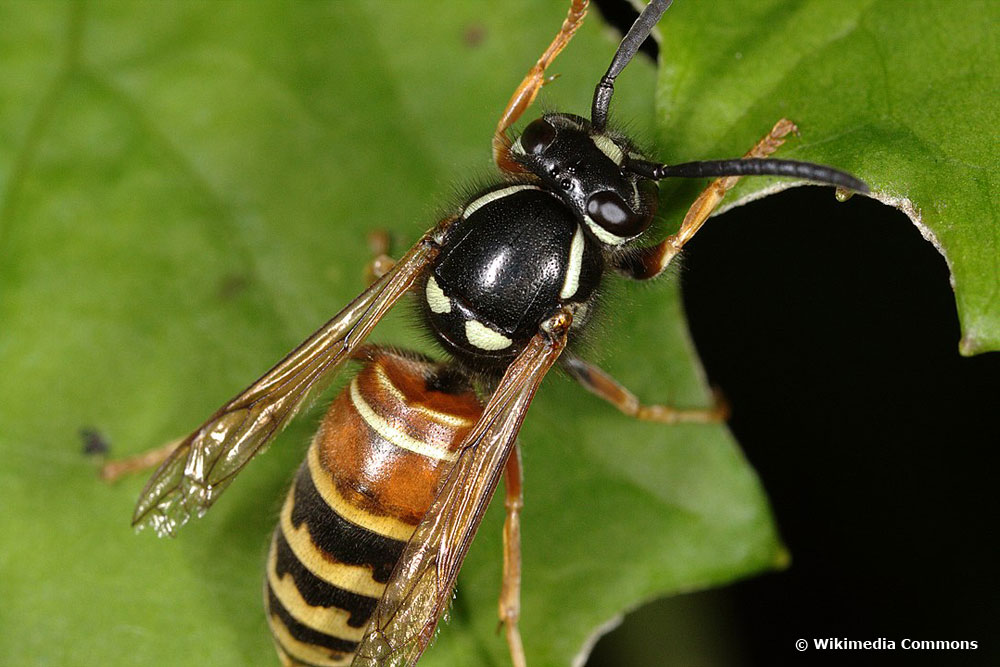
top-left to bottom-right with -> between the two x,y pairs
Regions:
511,113 -> 659,247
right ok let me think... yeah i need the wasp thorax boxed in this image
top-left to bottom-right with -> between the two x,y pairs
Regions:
513,113 -> 657,246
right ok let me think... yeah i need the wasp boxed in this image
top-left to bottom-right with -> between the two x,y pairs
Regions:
116,0 -> 867,664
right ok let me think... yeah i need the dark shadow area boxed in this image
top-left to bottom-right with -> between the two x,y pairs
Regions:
592,0 -> 660,62
588,188 -> 999,666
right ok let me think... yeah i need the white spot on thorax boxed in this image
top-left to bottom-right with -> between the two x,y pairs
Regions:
560,224 -> 585,299
463,184 -> 540,219
425,276 -> 451,314
464,319 -> 512,351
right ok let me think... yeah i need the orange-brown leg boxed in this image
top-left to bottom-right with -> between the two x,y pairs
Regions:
498,444 -> 526,667
492,0 -> 589,173
564,354 -> 729,424
99,438 -> 180,482
619,118 -> 798,280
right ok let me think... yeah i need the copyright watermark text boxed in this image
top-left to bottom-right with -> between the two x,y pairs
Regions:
796,637 -> 978,652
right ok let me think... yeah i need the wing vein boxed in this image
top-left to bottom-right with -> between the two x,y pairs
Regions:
131,234 -> 443,536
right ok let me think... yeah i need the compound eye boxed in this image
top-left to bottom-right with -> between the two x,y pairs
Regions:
585,190 -> 646,238
520,118 -> 556,155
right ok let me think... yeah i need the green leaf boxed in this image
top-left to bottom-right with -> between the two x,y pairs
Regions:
0,2 -> 990,667
653,0 -> 999,355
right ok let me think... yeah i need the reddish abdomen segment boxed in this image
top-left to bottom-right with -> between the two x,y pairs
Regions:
264,350 -> 483,667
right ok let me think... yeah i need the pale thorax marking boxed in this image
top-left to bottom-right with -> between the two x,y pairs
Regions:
464,319 -> 513,351
425,276 -> 451,314
560,224 -> 585,299
462,184 -> 540,219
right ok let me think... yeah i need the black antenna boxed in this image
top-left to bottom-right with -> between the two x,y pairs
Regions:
628,157 -> 870,193
591,0 -> 673,132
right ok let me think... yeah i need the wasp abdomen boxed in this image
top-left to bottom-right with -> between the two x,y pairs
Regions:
264,350 -> 483,667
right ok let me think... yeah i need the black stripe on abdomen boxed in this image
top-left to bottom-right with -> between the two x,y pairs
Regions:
290,464 -> 407,584
266,582 -> 359,655
273,530 -> 379,629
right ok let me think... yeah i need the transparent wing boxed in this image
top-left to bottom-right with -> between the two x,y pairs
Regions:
353,309 -> 573,667
132,234 -> 442,537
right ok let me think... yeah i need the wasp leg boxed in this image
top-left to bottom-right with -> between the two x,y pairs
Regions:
616,118 -> 798,280
99,438 -> 181,482
498,444 -> 527,667
364,229 -> 396,284
493,0 -> 590,173
564,354 -> 729,424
